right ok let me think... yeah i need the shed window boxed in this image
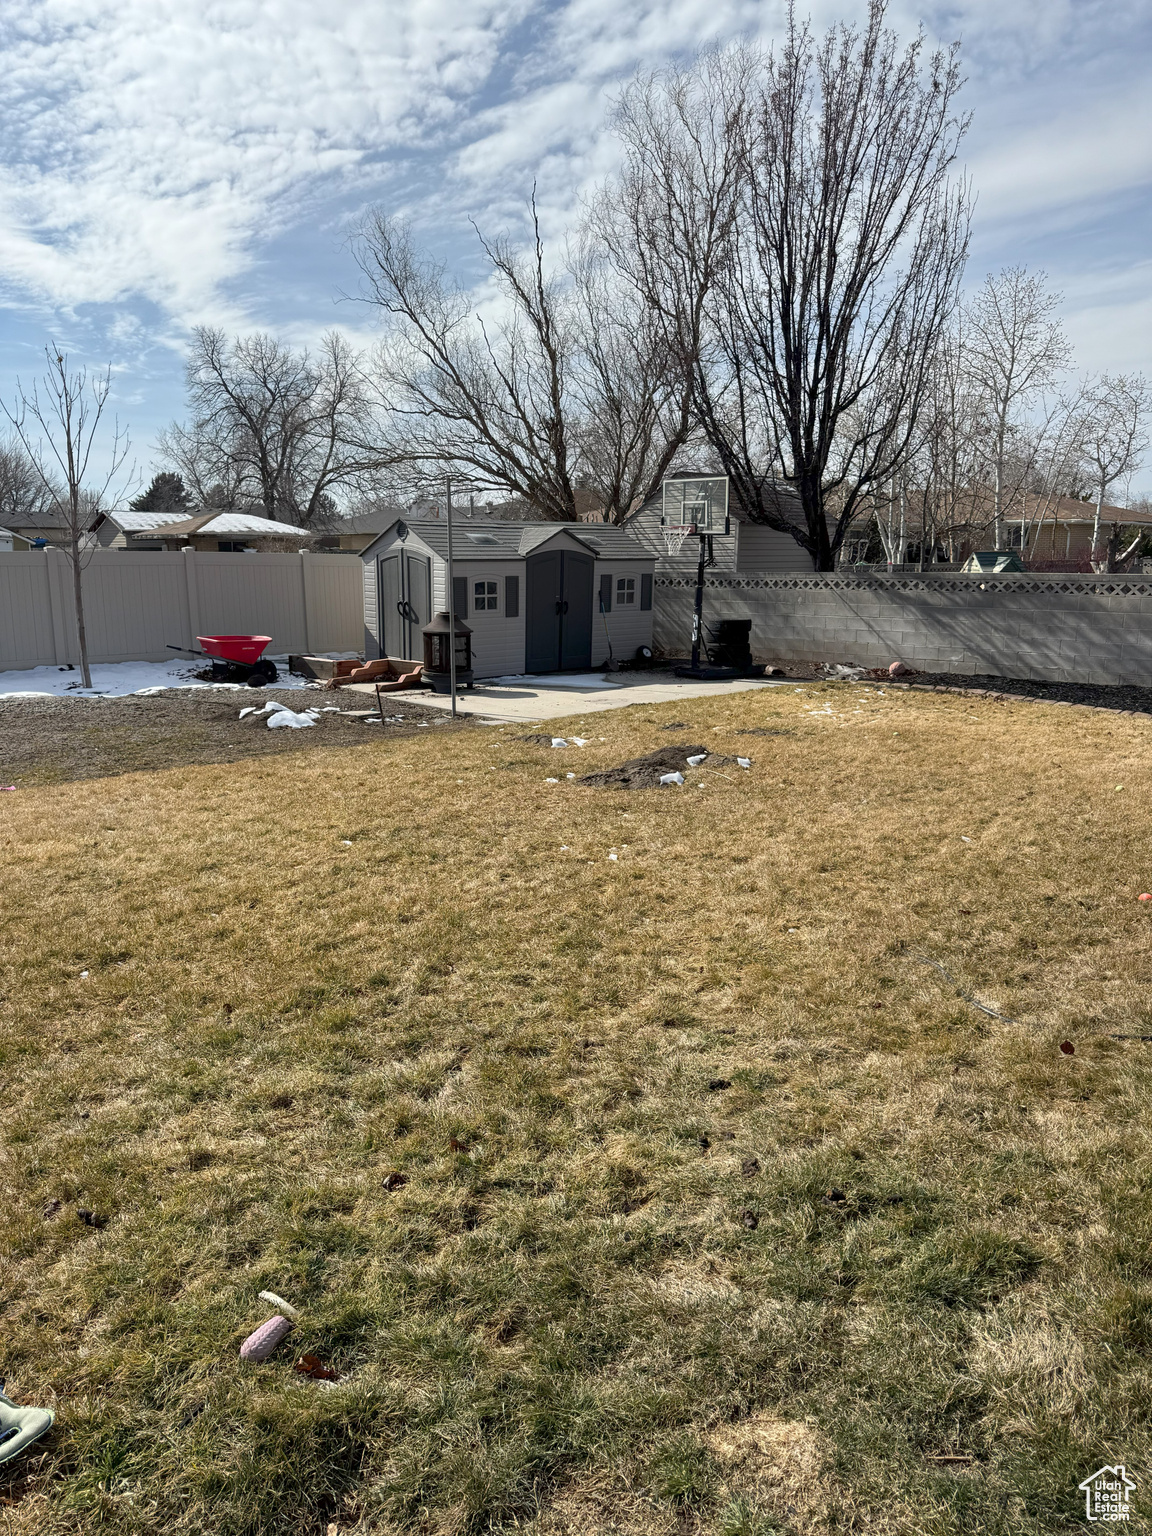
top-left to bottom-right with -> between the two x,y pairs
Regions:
473,579 -> 498,612
616,576 -> 637,605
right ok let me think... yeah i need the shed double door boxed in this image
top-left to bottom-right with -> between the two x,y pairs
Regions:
525,550 -> 594,672
378,551 -> 431,661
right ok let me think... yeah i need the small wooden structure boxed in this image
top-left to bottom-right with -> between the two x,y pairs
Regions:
359,519 -> 655,677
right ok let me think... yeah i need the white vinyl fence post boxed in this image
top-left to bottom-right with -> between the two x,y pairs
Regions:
182,547 -> 201,651
300,551 -> 315,656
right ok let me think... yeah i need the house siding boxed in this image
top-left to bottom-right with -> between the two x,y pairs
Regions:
736,524 -> 817,572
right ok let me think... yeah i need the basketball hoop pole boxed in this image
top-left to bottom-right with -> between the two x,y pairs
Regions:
690,531 -> 707,669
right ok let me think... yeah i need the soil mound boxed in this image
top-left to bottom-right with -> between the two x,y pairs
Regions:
577,744 -> 712,790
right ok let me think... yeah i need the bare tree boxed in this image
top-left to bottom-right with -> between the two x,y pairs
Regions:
355,197 -> 693,522
567,239 -> 695,518
355,208 -> 576,519
597,47 -> 751,487
1079,373 -> 1149,568
963,266 -> 1072,546
0,436 -> 60,533
160,328 -> 377,529
604,7 -> 971,568
1,347 -> 130,688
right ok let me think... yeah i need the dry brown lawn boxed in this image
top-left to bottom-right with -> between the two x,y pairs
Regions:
2,680 -> 1151,1535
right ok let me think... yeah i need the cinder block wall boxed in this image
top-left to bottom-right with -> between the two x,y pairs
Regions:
653,573 -> 1152,686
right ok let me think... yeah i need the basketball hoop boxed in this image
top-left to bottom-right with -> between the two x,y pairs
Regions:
662,523 -> 696,558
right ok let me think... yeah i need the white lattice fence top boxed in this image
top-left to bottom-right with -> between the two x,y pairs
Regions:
654,573 -> 1152,598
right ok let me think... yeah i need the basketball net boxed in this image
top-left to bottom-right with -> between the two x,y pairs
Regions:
662,523 -> 695,558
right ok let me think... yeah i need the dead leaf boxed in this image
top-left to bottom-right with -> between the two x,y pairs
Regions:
741,1157 -> 761,1179
382,1171 -> 408,1191
741,1209 -> 759,1230
294,1353 -> 338,1381
449,1137 -> 469,1153
42,1199 -> 62,1219
1059,1041 -> 1075,1055
77,1208 -> 107,1228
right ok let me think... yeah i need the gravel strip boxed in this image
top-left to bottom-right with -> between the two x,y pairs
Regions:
0,688 -> 462,787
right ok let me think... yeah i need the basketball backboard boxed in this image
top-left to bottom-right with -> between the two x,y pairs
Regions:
661,476 -> 730,536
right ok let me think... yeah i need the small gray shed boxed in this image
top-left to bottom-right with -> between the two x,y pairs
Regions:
360,518 -> 656,677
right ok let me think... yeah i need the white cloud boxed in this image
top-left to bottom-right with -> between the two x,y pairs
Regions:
0,0 -> 533,323
0,0 -> 1147,461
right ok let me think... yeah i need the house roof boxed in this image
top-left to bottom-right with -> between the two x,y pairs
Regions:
332,505 -> 408,536
1019,494 -> 1152,526
369,518 -> 653,562
132,512 -> 310,539
95,509 -> 311,540
8,505 -> 69,529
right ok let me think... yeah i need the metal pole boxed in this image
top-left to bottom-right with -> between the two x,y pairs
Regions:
446,475 -> 458,719
690,532 -> 706,670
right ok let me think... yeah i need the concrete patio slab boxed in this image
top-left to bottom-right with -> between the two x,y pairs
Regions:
342,671 -> 787,723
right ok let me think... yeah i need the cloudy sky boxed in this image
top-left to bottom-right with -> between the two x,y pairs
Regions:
0,0 -> 1148,486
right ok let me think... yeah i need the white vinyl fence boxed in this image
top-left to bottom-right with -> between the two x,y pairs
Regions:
0,548 -> 364,672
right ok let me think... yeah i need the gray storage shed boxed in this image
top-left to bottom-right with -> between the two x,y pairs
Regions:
360,519 -> 656,677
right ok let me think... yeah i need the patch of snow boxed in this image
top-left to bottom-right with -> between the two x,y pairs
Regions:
0,657 -> 317,699
267,708 -> 318,729
659,771 -> 685,786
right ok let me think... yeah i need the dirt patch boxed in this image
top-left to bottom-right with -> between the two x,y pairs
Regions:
0,689 -> 460,787
577,746 -> 748,790
577,745 -> 713,790
894,671 -> 1152,713
708,1413 -> 832,1532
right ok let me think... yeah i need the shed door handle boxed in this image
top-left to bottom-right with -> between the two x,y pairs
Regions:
398,600 -> 418,621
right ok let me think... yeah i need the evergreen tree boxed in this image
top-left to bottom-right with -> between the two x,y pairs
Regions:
130,471 -> 191,513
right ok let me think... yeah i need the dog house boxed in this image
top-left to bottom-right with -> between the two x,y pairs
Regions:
360,519 -> 656,677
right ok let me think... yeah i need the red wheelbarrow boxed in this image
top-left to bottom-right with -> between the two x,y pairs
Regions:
168,635 -> 278,686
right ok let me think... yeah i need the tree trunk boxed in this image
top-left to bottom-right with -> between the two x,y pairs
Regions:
71,535 -> 92,689
1091,487 -> 1104,567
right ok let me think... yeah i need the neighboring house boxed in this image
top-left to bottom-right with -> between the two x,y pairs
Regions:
842,491 -> 1152,569
360,518 -> 655,676
1003,494 -> 1152,566
0,526 -> 32,552
316,506 -> 408,553
89,510 -> 313,552
3,505 -> 71,548
624,474 -> 823,575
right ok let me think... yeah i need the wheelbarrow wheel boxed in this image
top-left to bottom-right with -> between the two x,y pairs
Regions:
247,659 -> 279,687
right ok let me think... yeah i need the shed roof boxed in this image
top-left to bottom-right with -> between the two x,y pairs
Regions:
366,518 -> 653,562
